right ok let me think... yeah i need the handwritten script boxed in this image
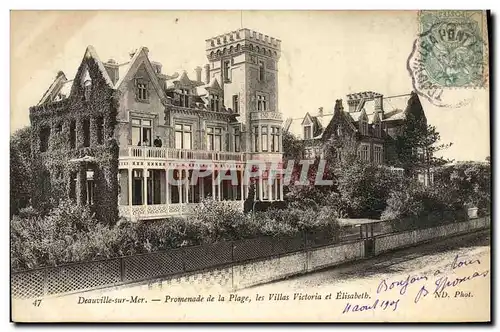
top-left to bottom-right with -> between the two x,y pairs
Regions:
342,254 -> 489,314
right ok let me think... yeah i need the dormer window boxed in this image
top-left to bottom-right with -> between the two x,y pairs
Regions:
136,80 -> 149,102
180,89 -> 189,107
374,121 -> 381,137
210,94 -> 220,111
82,69 -> 92,101
337,125 -> 343,137
304,125 -> 312,140
359,115 -> 368,135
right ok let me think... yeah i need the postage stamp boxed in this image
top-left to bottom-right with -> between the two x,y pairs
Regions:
407,10 -> 489,107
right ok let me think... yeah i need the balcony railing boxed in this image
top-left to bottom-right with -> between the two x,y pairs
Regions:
119,146 -> 245,162
250,111 -> 283,121
119,201 -> 245,220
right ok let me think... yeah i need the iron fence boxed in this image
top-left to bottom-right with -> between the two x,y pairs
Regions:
11,228 -> 357,300
11,217 -> 489,300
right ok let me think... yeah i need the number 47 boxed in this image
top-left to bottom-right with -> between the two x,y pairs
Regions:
32,299 -> 42,307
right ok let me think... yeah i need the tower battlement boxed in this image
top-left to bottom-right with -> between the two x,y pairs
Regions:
205,28 -> 281,61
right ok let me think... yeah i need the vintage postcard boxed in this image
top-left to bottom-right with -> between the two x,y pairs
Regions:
10,10 -> 491,323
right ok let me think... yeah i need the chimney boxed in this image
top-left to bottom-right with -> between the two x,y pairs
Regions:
375,95 -> 384,113
195,66 -> 202,82
204,64 -> 211,84
334,99 -> 344,113
347,100 -> 359,112
318,107 -> 324,116
129,49 -> 137,59
103,59 -> 119,85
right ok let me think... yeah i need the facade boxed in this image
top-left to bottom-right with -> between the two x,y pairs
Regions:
29,28 -> 284,222
283,91 -> 427,176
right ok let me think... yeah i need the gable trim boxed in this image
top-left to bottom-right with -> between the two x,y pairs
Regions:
116,47 -> 167,103
37,72 -> 67,106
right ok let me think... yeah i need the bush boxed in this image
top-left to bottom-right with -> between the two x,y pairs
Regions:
381,179 -> 467,231
135,217 -> 203,252
434,162 -> 491,215
11,200 -> 99,270
191,199 -> 250,242
11,198 -> 342,270
336,161 -> 401,218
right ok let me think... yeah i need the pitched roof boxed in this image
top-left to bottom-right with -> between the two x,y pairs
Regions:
83,45 -> 115,88
37,71 -> 68,105
285,111 -> 334,140
284,93 -> 416,141
382,94 -> 411,121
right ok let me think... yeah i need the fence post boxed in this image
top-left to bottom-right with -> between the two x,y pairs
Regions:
304,231 -> 309,273
182,247 -> 187,273
231,241 -> 235,291
120,258 -> 125,282
43,268 -> 48,297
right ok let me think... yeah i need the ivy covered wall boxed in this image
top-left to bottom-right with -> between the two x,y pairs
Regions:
29,54 -> 119,225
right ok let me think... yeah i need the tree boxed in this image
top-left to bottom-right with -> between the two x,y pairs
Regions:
434,161 -> 491,212
10,126 -> 32,217
282,131 -> 305,162
393,96 -> 452,178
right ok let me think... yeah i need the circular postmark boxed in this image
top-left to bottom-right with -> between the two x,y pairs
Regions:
407,11 -> 488,108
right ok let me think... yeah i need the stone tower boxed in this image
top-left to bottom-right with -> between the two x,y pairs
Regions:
205,28 -> 282,157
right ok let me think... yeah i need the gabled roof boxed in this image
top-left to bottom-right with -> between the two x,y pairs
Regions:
115,47 -> 166,102
37,71 -> 68,106
382,94 -> 412,121
205,77 -> 222,90
302,112 -> 313,126
285,111 -> 335,140
178,71 -> 193,86
165,71 -> 205,90
38,45 -> 117,106
194,77 -> 222,98
285,93 -> 417,142
81,45 -> 115,88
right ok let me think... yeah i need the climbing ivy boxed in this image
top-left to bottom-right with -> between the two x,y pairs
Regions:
28,55 -> 120,225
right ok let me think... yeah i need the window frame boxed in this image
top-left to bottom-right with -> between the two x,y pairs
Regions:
206,126 -> 223,151
175,123 -> 193,150
131,117 -> 153,147
374,145 -> 383,165
179,88 -> 190,108
233,126 -> 241,152
357,143 -> 370,162
304,125 -> 313,140
210,94 -> 220,112
253,126 -> 259,152
258,60 -> 265,81
223,60 -> 231,82
261,126 -> 269,152
232,95 -> 239,113
135,79 -> 150,103
257,93 -> 267,111
270,126 -> 280,152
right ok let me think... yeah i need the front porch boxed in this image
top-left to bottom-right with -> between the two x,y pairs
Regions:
117,146 -> 283,221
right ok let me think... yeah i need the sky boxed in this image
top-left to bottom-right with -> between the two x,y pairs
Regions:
10,10 -> 490,161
